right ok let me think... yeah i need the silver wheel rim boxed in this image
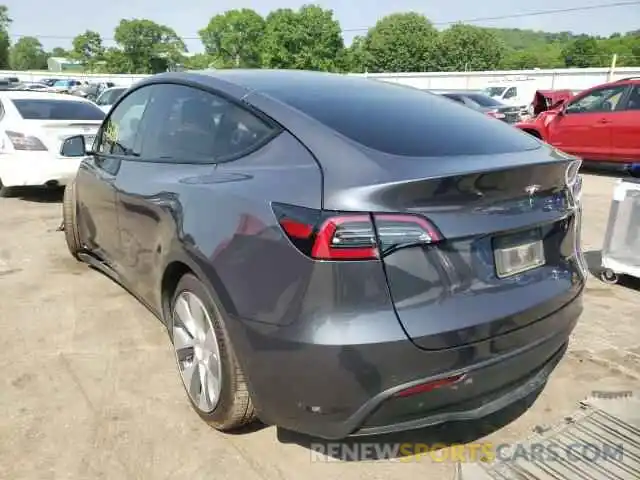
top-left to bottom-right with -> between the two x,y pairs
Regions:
172,291 -> 222,413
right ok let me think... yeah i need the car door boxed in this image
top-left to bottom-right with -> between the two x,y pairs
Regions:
610,84 -> 640,162
114,82 -> 277,306
75,85 -> 150,269
544,84 -> 629,160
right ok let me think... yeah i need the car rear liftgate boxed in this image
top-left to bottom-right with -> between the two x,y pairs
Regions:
369,159 -> 584,350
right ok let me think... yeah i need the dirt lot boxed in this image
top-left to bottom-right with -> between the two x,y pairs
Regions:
1,173 -> 639,480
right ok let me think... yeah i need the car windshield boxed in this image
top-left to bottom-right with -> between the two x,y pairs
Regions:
483,87 -> 506,97
53,80 -> 71,87
466,93 -> 504,107
12,99 -> 105,120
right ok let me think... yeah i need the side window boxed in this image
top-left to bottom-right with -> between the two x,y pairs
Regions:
503,87 -> 517,99
139,83 -> 276,162
96,86 -> 151,156
624,85 -> 640,110
566,85 -> 627,114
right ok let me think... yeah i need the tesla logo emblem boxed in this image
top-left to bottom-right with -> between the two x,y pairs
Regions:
525,184 -> 540,207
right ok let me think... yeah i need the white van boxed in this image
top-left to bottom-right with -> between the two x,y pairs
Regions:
482,80 -> 538,112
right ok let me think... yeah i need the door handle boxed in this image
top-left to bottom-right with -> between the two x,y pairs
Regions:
596,118 -> 611,124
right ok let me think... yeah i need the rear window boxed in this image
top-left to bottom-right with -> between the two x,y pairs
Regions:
12,99 -> 105,120
466,93 -> 504,107
260,77 -> 539,156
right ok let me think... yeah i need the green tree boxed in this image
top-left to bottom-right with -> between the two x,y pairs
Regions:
50,47 -> 69,57
339,36 -> 372,73
72,30 -> 104,71
262,5 -> 344,71
199,9 -> 265,68
102,47 -> 130,73
501,44 -> 564,70
183,53 -> 217,70
562,37 -> 604,67
113,19 -> 186,73
10,36 -> 47,70
436,24 -> 506,71
363,13 -> 438,72
0,5 -> 11,69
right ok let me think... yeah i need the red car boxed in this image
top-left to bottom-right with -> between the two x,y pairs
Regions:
516,77 -> 640,168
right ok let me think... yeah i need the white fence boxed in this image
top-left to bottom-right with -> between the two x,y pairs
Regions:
2,66 -> 640,91
362,66 -> 640,91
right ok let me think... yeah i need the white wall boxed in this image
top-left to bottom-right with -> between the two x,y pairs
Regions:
356,66 -> 640,91
2,66 -> 639,91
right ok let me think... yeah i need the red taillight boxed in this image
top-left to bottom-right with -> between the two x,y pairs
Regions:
273,203 -> 442,261
5,131 -> 48,151
393,374 -> 466,398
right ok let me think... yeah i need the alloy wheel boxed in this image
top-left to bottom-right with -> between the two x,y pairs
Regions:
172,291 -> 222,413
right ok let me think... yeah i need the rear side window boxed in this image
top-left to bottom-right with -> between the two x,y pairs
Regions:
139,83 -> 276,163
11,99 -> 105,120
262,78 -> 539,156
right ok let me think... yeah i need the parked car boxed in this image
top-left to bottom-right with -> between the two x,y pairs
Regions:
59,70 -> 585,440
40,78 -> 59,87
72,82 -> 116,102
436,90 -> 523,123
0,91 -> 105,196
48,79 -> 84,94
10,82 -> 48,91
530,89 -> 575,117
516,77 -> 640,168
94,86 -> 128,113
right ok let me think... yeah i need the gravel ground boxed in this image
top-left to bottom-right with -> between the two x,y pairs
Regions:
1,172 -> 638,480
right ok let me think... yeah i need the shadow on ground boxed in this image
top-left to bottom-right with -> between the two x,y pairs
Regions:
581,165 -> 632,179
13,186 -> 64,203
584,249 -> 640,291
276,388 -> 542,460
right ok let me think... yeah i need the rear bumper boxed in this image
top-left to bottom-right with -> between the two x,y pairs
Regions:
228,290 -> 582,440
0,152 -> 81,187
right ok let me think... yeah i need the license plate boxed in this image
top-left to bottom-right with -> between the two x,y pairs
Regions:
493,229 -> 545,278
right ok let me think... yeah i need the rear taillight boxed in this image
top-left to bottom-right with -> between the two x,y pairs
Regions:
565,159 -> 582,206
393,374 -> 466,398
273,203 -> 442,261
5,131 -> 47,151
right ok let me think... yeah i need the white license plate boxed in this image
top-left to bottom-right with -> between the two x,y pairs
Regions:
494,230 -> 545,278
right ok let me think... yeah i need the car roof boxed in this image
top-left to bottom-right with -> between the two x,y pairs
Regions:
143,69 -> 431,101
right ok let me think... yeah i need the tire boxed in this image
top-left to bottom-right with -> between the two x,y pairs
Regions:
0,179 -> 15,198
599,268 -> 619,285
169,273 -> 255,431
62,181 -> 82,259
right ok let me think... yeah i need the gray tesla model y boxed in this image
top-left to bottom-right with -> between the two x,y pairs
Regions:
60,69 -> 586,440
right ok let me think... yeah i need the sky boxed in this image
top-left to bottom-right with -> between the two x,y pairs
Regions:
4,0 -> 640,53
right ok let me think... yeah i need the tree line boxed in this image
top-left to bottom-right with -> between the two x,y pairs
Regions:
0,4 -> 638,74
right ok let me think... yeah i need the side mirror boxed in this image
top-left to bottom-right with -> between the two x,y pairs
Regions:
60,135 -> 88,157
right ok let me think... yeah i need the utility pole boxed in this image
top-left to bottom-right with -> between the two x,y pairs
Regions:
608,53 -> 618,82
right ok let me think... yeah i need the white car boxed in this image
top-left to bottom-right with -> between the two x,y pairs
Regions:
0,91 -> 105,196
95,86 -> 128,113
